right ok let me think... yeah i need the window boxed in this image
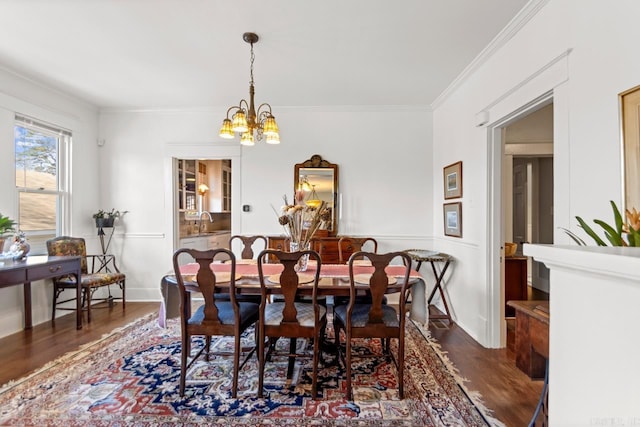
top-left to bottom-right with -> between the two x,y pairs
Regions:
14,115 -> 71,254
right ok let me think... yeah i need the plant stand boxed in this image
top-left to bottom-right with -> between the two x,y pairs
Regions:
96,224 -> 117,306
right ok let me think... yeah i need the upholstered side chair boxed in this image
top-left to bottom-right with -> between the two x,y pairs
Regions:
46,236 -> 125,323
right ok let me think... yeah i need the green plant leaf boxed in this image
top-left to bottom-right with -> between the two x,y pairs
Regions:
594,219 -> 624,246
576,216 -> 607,246
628,228 -> 640,247
0,214 -> 17,235
560,227 -> 587,246
610,200 -> 623,236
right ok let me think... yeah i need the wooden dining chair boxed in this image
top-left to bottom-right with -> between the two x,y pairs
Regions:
228,235 -> 267,304
337,236 -> 378,264
229,234 -> 267,261
172,248 -> 259,397
335,236 -> 380,306
333,251 -> 412,400
46,236 -> 126,323
256,249 -> 325,398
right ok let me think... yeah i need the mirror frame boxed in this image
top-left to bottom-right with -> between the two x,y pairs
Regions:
294,154 -> 339,236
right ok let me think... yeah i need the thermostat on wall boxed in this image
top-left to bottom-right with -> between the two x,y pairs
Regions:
242,205 -> 251,212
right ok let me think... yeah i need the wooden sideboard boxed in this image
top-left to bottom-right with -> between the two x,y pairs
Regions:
267,233 -> 354,264
505,256 -> 528,317
507,300 -> 549,379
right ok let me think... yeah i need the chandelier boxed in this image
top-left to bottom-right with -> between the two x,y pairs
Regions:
218,32 -> 280,146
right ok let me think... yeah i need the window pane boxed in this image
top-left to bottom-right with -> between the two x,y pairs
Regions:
18,192 -> 57,231
15,125 -> 58,190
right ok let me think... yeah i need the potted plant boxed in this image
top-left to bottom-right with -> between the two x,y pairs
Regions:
92,208 -> 126,228
0,212 -> 17,252
562,200 -> 640,246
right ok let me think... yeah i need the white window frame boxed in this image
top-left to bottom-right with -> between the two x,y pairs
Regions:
14,114 -> 71,254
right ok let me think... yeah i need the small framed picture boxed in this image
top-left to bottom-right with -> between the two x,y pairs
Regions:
443,202 -> 462,237
443,161 -> 462,199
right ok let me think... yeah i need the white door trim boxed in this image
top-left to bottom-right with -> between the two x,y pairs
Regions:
163,143 -> 242,256
482,50 -> 571,347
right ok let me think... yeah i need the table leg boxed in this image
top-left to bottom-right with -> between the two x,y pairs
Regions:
23,281 -> 32,329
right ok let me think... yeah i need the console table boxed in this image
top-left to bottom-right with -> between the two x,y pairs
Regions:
0,255 -> 82,330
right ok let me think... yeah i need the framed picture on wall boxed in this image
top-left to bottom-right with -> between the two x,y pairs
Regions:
443,202 -> 462,237
443,161 -> 462,199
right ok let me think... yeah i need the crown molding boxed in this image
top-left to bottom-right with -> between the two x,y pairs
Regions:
431,0 -> 551,110
98,104 -> 432,115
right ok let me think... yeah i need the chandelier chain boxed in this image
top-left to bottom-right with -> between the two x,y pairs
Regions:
249,42 -> 255,86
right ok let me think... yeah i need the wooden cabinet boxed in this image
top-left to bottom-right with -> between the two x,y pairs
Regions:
179,233 -> 230,252
505,256 -> 528,317
203,160 -> 232,213
179,237 -> 207,251
177,159 -> 197,211
267,235 -> 288,253
221,160 -> 231,212
267,235 -> 353,264
208,233 -> 230,250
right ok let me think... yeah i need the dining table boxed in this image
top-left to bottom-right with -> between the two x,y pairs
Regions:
158,260 -> 427,327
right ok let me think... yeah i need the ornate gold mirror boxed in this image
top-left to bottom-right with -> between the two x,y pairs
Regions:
294,154 -> 339,235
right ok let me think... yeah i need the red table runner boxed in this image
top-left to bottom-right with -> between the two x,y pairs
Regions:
176,262 -> 421,278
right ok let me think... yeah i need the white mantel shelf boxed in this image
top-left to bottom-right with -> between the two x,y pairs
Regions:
524,244 -> 640,426
524,244 -> 640,281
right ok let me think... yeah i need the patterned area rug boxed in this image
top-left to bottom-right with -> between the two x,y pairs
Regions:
0,314 -> 504,426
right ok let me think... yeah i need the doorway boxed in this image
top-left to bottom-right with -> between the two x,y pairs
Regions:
174,159 -> 233,244
487,93 -> 556,348
162,143 -> 242,258
503,103 -> 554,293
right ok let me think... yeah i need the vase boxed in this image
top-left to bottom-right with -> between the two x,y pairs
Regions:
289,241 -> 310,272
9,239 -> 30,259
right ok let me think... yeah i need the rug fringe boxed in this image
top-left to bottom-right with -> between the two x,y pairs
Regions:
410,319 -> 507,427
0,312 -> 158,395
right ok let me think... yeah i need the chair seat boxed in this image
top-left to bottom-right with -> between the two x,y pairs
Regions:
264,302 -> 326,327
333,294 -> 387,306
56,272 -> 126,288
189,301 -> 259,327
334,303 -> 399,328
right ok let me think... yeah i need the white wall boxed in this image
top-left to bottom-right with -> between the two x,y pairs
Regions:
0,68 -> 99,337
432,0 -> 640,349
96,106 -> 434,308
526,244 -> 640,426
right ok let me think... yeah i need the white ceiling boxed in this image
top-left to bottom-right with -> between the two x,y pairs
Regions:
0,0 -> 529,110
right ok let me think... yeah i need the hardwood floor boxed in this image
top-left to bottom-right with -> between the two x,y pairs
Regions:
0,301 -> 158,386
0,299 -> 545,426
428,317 -> 543,426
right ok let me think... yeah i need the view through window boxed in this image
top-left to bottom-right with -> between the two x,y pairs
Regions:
14,115 -> 70,254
